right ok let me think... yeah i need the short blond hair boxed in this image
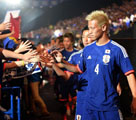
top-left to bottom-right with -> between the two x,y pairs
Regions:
86,10 -> 109,28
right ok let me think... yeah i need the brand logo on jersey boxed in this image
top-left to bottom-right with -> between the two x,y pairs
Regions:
105,49 -> 110,54
87,55 -> 91,59
76,115 -> 81,120
103,55 -> 110,64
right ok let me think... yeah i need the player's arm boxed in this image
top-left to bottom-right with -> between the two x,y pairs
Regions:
127,73 -> 136,114
52,63 -> 70,80
52,50 -> 82,73
61,62 -> 81,73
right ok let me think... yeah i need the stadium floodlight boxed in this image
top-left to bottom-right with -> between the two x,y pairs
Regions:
5,0 -> 22,5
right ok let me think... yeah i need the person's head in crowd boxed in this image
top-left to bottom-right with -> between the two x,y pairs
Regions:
47,42 -> 51,49
63,32 -> 75,50
56,35 -> 64,50
86,10 -> 109,41
50,37 -> 56,46
81,26 -> 93,48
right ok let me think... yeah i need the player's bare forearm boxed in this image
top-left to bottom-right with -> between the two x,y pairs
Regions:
127,73 -> 136,98
62,63 -> 79,73
127,73 -> 136,114
52,63 -> 69,80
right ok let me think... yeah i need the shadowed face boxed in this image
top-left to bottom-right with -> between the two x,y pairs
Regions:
88,20 -> 104,41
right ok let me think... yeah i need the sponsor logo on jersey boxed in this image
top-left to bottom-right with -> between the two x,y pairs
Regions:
87,55 -> 92,59
103,55 -> 110,64
105,49 -> 110,54
76,115 -> 81,120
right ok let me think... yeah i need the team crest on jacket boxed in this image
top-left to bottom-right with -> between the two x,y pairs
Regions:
103,55 -> 110,64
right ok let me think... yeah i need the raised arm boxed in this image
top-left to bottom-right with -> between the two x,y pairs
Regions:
0,22 -> 11,31
0,48 -> 37,62
14,40 -> 32,53
52,63 -> 69,80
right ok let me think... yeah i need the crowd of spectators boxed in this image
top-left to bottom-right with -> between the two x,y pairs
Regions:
24,0 -> 136,41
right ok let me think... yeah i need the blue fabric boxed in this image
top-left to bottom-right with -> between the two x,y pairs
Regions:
82,110 -> 121,120
61,48 -> 78,61
27,72 -> 41,83
78,40 -> 134,111
3,37 -> 17,49
68,50 -> 88,118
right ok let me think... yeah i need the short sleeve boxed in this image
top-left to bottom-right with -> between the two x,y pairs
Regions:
116,47 -> 134,76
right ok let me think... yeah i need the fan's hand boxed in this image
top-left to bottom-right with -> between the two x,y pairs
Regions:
40,53 -> 55,68
28,55 -> 40,63
23,49 -> 37,62
15,40 -> 32,53
0,22 -> 11,31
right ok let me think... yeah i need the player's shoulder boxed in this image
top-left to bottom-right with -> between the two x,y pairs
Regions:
73,48 -> 79,52
83,41 -> 96,52
70,49 -> 82,58
85,41 -> 96,48
110,40 -> 126,51
110,40 -> 128,57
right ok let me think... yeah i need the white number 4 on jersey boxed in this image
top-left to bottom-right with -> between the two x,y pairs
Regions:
94,64 -> 99,75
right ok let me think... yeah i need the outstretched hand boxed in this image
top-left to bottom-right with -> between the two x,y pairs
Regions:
50,50 -> 63,63
0,22 -> 11,31
40,52 -> 55,68
23,49 -> 37,62
15,40 -> 32,53
28,55 -> 40,63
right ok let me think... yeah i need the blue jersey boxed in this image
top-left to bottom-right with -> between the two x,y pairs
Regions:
68,50 -> 88,91
68,50 -> 88,118
68,50 -> 82,90
61,48 -> 78,61
78,40 -> 134,111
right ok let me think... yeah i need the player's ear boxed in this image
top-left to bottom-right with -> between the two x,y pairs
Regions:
102,24 -> 107,32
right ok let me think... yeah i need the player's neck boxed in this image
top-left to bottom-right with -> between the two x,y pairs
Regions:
96,34 -> 110,46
